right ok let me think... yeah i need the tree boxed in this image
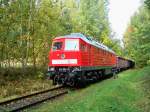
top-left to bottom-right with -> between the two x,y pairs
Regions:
124,5 -> 150,67
145,0 -> 150,10
0,0 -> 115,76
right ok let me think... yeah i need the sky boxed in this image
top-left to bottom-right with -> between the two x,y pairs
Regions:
108,0 -> 141,40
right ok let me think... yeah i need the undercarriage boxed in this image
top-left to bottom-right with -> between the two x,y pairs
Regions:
47,66 -> 114,87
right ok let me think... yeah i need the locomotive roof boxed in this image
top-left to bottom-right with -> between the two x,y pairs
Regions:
55,33 -> 115,54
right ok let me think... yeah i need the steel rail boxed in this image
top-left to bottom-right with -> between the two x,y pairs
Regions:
0,86 -> 68,112
0,86 -> 63,105
9,91 -> 68,112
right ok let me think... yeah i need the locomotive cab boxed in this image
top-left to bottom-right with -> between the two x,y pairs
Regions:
49,38 -> 81,67
47,36 -> 84,86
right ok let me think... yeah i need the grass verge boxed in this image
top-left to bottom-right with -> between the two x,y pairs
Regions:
30,66 -> 150,112
0,70 -> 52,100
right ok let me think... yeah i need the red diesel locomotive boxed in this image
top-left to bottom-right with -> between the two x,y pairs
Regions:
47,33 -> 134,86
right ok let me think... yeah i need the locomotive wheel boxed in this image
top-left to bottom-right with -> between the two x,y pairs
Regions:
53,75 -> 59,85
68,78 -> 75,87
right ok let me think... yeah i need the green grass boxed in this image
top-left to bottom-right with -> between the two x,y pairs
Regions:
30,67 -> 150,112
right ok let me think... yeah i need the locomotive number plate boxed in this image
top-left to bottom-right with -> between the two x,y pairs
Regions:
52,59 -> 77,64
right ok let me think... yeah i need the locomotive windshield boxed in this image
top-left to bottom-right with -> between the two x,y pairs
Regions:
52,42 -> 63,51
65,39 -> 79,51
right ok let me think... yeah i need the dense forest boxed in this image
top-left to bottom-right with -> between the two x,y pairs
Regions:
0,0 -> 121,76
124,0 -> 150,67
0,0 -> 149,77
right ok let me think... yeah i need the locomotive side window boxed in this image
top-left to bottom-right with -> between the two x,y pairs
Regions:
65,39 -> 79,51
52,42 -> 63,51
80,44 -> 87,51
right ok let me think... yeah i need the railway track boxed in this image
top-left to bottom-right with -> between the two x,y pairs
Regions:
0,86 -> 68,112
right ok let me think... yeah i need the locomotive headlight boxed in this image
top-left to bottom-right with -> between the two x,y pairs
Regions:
61,54 -> 65,59
48,67 -> 55,71
50,67 -> 55,71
